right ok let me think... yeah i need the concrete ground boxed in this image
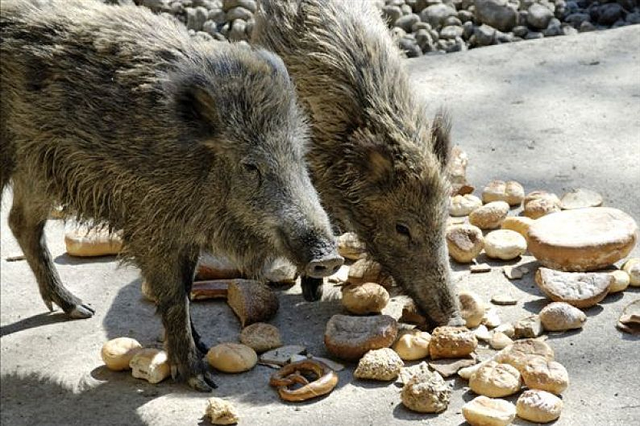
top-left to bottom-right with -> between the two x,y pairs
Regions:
1,26 -> 639,426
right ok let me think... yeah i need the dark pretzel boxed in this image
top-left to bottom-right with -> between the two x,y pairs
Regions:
269,360 -> 339,402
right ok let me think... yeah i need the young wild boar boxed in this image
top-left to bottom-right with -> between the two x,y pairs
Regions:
253,0 -> 463,326
0,0 -> 342,391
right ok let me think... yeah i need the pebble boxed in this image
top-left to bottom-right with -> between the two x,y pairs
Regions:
429,356 -> 477,377
491,294 -> 518,306
471,263 -> 492,273
503,265 -> 524,280
514,314 -> 543,338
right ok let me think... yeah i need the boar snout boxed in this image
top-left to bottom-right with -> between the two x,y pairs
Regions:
306,252 -> 343,278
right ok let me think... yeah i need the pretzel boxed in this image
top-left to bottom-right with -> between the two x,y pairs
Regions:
269,359 -> 338,402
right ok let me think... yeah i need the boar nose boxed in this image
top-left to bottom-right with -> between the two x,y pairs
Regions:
306,254 -> 344,278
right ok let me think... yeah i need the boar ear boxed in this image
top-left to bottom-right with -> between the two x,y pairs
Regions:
431,110 -> 452,169
351,130 -> 395,185
175,82 -> 221,136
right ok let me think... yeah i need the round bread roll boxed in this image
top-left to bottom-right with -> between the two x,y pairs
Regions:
450,194 -> 483,216
446,224 -> 484,263
609,270 -> 630,293
539,302 -> 586,331
206,343 -> 257,373
560,188 -> 603,210
469,361 -> 521,397
459,291 -> 485,328
516,389 -> 563,423
469,201 -> 510,230
482,180 -> 524,206
65,227 -> 123,257
462,396 -> 516,426
239,323 -> 282,353
501,216 -> 534,240
392,329 -> 431,361
484,230 -> 527,260
524,191 -> 561,207
523,197 -> 560,219
528,207 -> 637,272
341,282 -> 389,315
101,337 -> 143,371
622,258 -> 640,286
522,357 -> 569,395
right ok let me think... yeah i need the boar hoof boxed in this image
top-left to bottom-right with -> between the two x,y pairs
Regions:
301,276 -> 324,301
188,372 -> 218,392
68,303 -> 96,319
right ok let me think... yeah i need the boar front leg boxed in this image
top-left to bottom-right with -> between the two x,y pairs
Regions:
8,176 -> 94,319
141,246 -> 216,392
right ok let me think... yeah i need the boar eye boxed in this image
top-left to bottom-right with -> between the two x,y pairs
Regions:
395,222 -> 411,239
242,162 -> 259,174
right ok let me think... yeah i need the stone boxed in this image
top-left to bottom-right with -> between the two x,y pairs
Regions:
491,294 -> 518,306
420,4 -> 457,28
535,268 -> 612,308
513,25 -> 528,37
471,263 -> 492,273
560,188 -> 603,210
398,37 -> 423,57
401,370 -> 451,413
503,265 -> 524,280
501,216 -> 534,240
396,13 -> 421,31
579,21 -> 596,32
469,201 -> 510,229
484,230 -> 527,260
415,29 -> 435,51
514,315 -> 543,339
565,12 -> 590,28
616,299 -> 640,335
516,390 -> 563,423
459,291 -> 486,328
462,396 -> 516,426
354,348 -> 404,381
527,3 -> 554,29
450,194 -> 483,216
469,361 -> 521,397
474,324 -> 492,341
429,326 -> 478,359
482,308 -> 502,328
382,5 -> 403,25
539,302 -> 586,332
223,0 -> 256,12
543,17 -> 563,36
259,345 -> 306,366
474,23 -> 497,46
598,3 -> 624,26
490,331 -> 513,350
341,282 -> 390,315
522,358 -> 569,395
429,357 -> 477,377
440,25 -> 464,39
186,6 -> 208,31
225,6 -> 252,21
324,315 -> 398,360
609,270 -> 630,293
527,208 -> 638,271
474,0 -> 518,32
482,180 -> 525,206
525,31 -> 544,39
622,258 -> 640,286
337,232 -> 367,260
446,224 -> 484,263
458,10 -> 475,23
228,19 -> 247,41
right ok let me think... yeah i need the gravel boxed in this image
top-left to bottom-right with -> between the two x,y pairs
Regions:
99,0 -> 639,56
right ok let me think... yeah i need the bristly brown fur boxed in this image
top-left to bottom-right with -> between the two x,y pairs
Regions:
1,0 -> 339,391
253,0 -> 462,325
